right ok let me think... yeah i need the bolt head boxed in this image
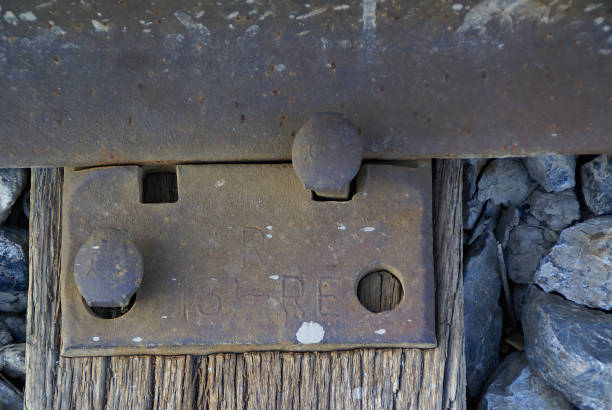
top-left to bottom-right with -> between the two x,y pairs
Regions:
292,113 -> 363,198
74,229 -> 143,308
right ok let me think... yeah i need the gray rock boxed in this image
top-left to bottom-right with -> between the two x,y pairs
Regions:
1,315 -> 25,343
478,352 -> 575,410
523,287 -> 612,410
0,292 -> 27,314
495,205 -> 519,248
511,284 -> 529,324
0,227 -> 27,250
581,155 -> 612,216
521,213 -> 541,227
534,217 -> 612,310
0,169 -> 27,226
523,154 -> 576,192
0,320 -> 13,346
0,343 -> 25,381
468,200 -> 500,245
0,379 -> 22,410
22,190 -> 30,220
504,224 -> 557,284
524,189 -> 581,231
463,159 -> 488,232
477,159 -> 532,206
465,197 -> 484,231
464,158 -> 489,200
464,232 -> 503,398
0,227 -> 28,313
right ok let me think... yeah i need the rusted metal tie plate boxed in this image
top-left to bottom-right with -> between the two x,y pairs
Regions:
61,162 -> 434,356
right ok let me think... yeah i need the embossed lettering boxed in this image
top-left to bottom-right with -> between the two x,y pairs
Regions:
281,275 -> 305,316
195,277 -> 222,316
317,277 -> 341,317
241,227 -> 265,268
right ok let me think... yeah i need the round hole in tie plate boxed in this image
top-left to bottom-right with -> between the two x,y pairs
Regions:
83,294 -> 137,319
357,269 -> 403,313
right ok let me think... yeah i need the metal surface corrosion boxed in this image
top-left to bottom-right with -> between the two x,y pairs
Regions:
1,0 -> 611,167
60,163 -> 434,356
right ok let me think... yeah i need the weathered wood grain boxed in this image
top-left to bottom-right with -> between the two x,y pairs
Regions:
357,270 -> 403,313
26,160 -> 464,409
25,168 -> 64,410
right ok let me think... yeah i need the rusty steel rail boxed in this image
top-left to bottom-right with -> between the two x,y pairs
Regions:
1,0 -> 611,167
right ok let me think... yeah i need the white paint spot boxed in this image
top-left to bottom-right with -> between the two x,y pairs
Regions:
604,25 -> 611,32
333,4 -> 350,11
452,3 -> 464,11
273,64 -> 286,72
174,11 -> 210,36
320,37 -> 330,50
161,315 -> 168,319
599,49 -> 612,55
375,328 -> 386,335
227,11 -> 239,19
47,20 -> 66,36
269,274 -> 280,280
297,30 -> 310,36
265,233 -> 273,239
266,225 -> 273,230
362,226 -> 375,232
19,11 -> 37,21
338,39 -> 351,48
4,11 -> 18,25
215,179 -> 225,187
167,33 -> 184,43
245,24 -> 260,37
585,3 -> 603,12
458,0 -> 562,35
259,10 -> 273,20
171,278 -> 177,281
195,10 -> 205,19
594,16 -> 605,25
36,2 -> 54,9
296,321 -> 325,344
132,337 -> 143,343
338,224 -> 347,230
92,336 -> 100,342
362,0 -> 377,32
361,0 -> 378,64
91,19 -> 109,32
296,7 -> 326,20
91,245 -> 100,250
352,387 -> 362,400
